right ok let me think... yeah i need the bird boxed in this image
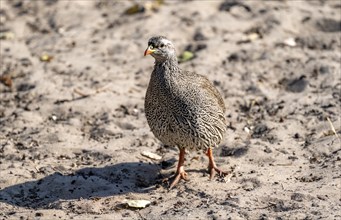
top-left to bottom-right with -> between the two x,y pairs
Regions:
144,36 -> 228,188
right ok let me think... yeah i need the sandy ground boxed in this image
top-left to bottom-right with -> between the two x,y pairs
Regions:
0,0 -> 340,219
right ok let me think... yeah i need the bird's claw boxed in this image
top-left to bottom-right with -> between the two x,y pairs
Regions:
169,171 -> 188,189
209,166 -> 229,180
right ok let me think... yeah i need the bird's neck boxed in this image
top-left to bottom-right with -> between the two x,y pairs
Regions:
154,57 -> 180,75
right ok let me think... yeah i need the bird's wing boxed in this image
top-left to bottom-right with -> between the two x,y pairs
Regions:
197,74 -> 226,113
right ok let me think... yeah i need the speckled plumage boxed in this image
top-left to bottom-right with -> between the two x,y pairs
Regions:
144,36 -> 226,152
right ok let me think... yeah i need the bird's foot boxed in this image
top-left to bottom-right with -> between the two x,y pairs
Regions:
205,147 -> 229,180
169,169 -> 188,189
209,165 -> 229,180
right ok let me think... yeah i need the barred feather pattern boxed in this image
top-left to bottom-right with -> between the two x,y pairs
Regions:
145,54 -> 226,151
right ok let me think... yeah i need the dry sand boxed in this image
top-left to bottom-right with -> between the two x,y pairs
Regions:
0,0 -> 340,219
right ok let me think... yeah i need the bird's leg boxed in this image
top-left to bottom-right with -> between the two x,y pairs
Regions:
206,147 -> 229,180
169,148 -> 188,189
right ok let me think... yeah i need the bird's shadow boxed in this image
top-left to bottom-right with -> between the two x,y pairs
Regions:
0,162 -> 160,209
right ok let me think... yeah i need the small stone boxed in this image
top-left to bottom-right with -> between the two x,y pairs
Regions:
51,115 -> 57,121
252,124 -> 268,138
283,37 -> 296,47
291,193 -> 305,202
284,75 -> 308,93
193,31 -> 207,41
319,65 -> 330,74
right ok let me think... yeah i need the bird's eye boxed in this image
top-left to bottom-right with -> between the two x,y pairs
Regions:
160,44 -> 165,48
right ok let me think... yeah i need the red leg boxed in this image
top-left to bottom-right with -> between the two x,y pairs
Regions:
206,147 -> 228,180
169,148 -> 188,189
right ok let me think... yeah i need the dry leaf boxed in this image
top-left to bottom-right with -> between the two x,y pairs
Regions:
178,51 -> 194,63
0,74 -> 13,87
237,32 -> 260,44
125,199 -> 151,208
125,4 -> 144,15
145,0 -> 164,11
247,32 -> 260,41
190,156 -> 200,161
0,31 -> 15,40
40,54 -> 53,62
141,151 -> 162,160
125,0 -> 164,15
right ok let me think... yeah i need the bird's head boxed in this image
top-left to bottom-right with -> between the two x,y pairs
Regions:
144,36 -> 176,62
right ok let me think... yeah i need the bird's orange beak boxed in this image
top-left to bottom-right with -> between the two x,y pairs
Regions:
144,47 -> 155,56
